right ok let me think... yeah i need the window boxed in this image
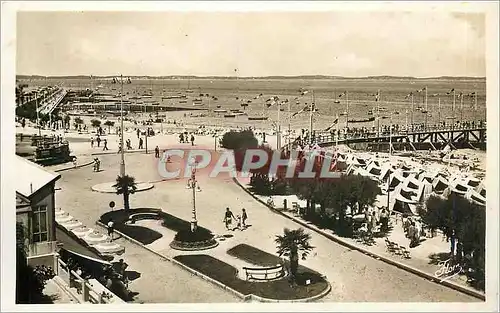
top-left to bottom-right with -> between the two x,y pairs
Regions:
32,205 -> 48,243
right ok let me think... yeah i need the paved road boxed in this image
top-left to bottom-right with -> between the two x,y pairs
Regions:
52,148 -> 479,302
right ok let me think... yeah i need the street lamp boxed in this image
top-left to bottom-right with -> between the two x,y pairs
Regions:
187,157 -> 201,232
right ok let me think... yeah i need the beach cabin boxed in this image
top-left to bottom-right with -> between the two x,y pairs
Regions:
465,189 -> 486,207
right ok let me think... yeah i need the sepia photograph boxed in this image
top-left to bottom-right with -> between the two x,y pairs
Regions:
1,1 -> 498,311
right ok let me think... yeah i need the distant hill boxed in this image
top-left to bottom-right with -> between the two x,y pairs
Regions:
16,74 -> 486,81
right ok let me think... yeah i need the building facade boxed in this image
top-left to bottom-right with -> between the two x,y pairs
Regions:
15,156 -> 60,268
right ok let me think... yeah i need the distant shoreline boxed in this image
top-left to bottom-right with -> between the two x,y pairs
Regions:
16,75 -> 486,81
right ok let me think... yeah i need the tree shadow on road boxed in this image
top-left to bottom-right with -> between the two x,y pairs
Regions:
428,251 -> 451,265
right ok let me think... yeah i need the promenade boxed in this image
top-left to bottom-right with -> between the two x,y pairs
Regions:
36,127 -> 480,302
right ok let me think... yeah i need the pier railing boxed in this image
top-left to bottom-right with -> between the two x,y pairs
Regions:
304,121 -> 486,146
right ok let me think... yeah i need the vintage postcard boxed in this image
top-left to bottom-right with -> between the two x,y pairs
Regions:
1,1 -> 498,312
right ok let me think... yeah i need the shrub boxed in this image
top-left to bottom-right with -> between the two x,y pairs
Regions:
174,228 -> 214,243
220,129 -> 258,150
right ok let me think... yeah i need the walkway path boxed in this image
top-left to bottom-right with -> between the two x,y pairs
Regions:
54,147 -> 478,302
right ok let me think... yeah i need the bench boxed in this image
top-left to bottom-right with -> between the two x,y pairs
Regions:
129,213 -> 160,224
243,264 -> 286,281
384,238 -> 411,259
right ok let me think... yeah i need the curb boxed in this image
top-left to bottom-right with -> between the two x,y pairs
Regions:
232,178 -> 486,301
247,281 -> 332,303
94,221 -> 250,302
54,161 -> 94,172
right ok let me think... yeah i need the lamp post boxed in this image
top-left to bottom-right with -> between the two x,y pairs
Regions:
119,75 -> 125,177
35,91 -> 41,136
188,157 -> 200,232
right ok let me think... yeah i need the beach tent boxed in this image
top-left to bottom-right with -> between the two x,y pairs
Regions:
449,180 -> 471,195
378,164 -> 394,181
389,172 -> 405,189
475,180 -> 486,198
390,194 -> 419,215
432,176 -> 449,194
463,176 -> 481,189
465,189 -> 486,207
366,162 -> 382,177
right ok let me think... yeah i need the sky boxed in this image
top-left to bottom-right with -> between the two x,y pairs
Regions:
16,9 -> 487,77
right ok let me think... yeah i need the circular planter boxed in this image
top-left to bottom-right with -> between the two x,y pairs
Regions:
95,242 -> 125,254
60,219 -> 83,231
72,226 -> 94,238
83,231 -> 109,245
170,238 -> 219,251
56,214 -> 74,223
169,228 -> 219,251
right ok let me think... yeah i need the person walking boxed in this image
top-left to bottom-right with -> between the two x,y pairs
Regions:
96,136 -> 101,147
103,139 -> 109,151
107,220 -> 114,241
241,208 -> 248,228
223,208 -> 236,231
190,134 -> 195,146
139,138 -> 144,149
155,146 -> 160,158
90,137 -> 94,148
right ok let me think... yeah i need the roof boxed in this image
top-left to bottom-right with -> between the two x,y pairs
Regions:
16,192 -> 31,209
16,156 -> 61,198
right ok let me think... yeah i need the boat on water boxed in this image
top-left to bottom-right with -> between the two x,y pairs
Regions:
162,95 -> 182,99
179,100 -> 188,104
130,96 -> 141,100
214,109 -> 227,113
224,114 -> 236,118
151,102 -> 160,106
142,95 -> 152,99
339,111 -> 347,116
348,117 -> 376,123
192,103 -> 204,107
248,116 -> 269,121
334,100 -> 341,104
186,89 -> 194,93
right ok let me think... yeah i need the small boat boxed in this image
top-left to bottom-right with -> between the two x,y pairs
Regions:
339,111 -> 347,116
234,112 -> 247,116
224,114 -> 236,118
151,102 -> 160,106
348,117 -> 376,123
192,103 -> 204,107
334,100 -> 340,104
214,109 -> 227,113
179,100 -> 187,103
186,89 -> 194,93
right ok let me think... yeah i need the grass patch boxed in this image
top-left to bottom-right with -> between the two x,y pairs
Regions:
174,228 -> 213,243
99,208 -> 214,245
227,244 -> 282,267
227,244 -> 317,274
174,255 -> 329,300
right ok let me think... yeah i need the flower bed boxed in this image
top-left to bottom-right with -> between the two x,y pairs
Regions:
174,254 -> 329,301
99,208 -> 216,248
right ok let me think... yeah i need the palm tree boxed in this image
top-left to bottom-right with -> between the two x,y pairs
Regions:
275,228 -> 315,280
112,175 -> 137,210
